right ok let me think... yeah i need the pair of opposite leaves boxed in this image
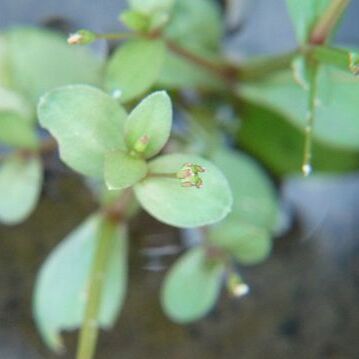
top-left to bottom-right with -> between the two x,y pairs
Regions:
38,85 -> 233,228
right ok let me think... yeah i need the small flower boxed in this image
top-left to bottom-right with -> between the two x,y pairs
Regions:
176,163 -> 206,189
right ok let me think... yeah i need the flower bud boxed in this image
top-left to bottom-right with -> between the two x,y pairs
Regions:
67,30 -> 96,45
133,135 -> 150,154
226,272 -> 249,298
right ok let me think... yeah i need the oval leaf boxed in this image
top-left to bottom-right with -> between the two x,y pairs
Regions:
105,150 -> 148,190
161,246 -> 224,323
158,49 -> 223,90
239,68 -> 359,149
0,111 -> 38,149
158,0 -> 223,89
212,149 -> 278,231
210,221 -> 272,265
134,153 -> 232,228
0,154 -> 42,225
125,91 -> 172,158
165,0 -> 222,51
129,0 -> 175,15
237,101 -> 359,175
0,35 -> 11,87
38,85 -> 127,177
0,86 -> 33,122
33,214 -> 128,353
6,27 -> 102,104
105,39 -> 165,103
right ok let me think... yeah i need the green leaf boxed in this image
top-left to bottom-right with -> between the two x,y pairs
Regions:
210,221 -> 272,265
157,47 -> 223,90
121,7 -> 171,32
120,10 -> 151,32
0,86 -> 33,122
238,101 -> 359,175
134,153 -> 232,228
212,149 -> 278,231
0,111 -> 38,149
0,155 -> 42,225
286,0 -> 330,43
105,39 -> 165,103
104,150 -> 147,190
125,91 -> 172,158
0,35 -> 11,87
161,246 -> 225,323
157,0 -> 223,89
239,68 -> 359,150
165,0 -> 222,51
6,27 -> 102,104
128,0 -> 175,15
33,214 -> 127,353
37,85 -> 127,177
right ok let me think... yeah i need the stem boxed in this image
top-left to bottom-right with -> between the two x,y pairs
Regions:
310,0 -> 350,45
88,30 -> 299,85
0,137 -> 58,161
302,61 -> 319,176
104,189 -> 134,222
164,38 -> 234,83
95,32 -> 133,41
146,172 -> 178,179
76,218 -> 117,359
87,30 -> 235,84
236,50 -> 299,81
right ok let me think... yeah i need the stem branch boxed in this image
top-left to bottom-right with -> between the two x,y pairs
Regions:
146,172 -> 178,179
310,0 -> 350,44
76,218 -> 117,359
236,50 -> 299,81
95,32 -> 133,41
164,38 -> 234,83
302,61 -> 319,176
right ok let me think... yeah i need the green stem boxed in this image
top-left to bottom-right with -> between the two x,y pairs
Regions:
310,0 -> 350,44
95,32 -> 133,41
90,30 -> 234,83
91,31 -> 299,85
236,50 -> 299,81
146,172 -> 178,179
76,218 -> 117,359
164,38 -> 233,83
0,137 -> 58,161
302,62 -> 319,176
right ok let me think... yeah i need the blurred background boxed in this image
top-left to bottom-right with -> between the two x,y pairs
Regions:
1,0 -> 359,358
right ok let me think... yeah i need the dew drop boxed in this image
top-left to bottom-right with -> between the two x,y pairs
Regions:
232,283 -> 250,298
112,89 -> 122,99
302,163 -> 312,176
